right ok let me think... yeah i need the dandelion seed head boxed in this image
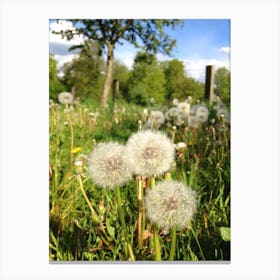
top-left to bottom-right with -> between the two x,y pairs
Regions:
126,130 -> 175,177
178,102 -> 190,116
217,108 -> 230,124
88,142 -> 132,189
58,92 -> 74,105
144,110 -> 165,130
145,180 -> 197,231
165,107 -> 179,120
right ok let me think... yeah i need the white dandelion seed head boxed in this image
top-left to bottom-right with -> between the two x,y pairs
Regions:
145,180 -> 197,231
188,116 -> 200,129
176,142 -> 187,152
165,107 -> 179,120
217,108 -> 230,124
126,130 -> 175,177
88,142 -> 133,189
144,110 -> 165,130
58,92 -> 74,105
172,98 -> 180,106
178,102 -> 190,116
195,106 -> 209,123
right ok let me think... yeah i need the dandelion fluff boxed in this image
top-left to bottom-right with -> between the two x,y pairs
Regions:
145,180 -> 197,231
88,142 -> 132,189
126,130 -> 175,177
144,110 -> 165,130
58,92 -> 74,105
195,105 -> 209,123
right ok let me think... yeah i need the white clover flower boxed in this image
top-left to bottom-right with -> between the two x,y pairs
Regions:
88,142 -> 133,189
126,130 -> 175,177
145,180 -> 197,231
144,110 -> 165,130
58,92 -> 74,105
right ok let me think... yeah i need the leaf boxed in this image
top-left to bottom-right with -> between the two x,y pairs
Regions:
220,227 -> 230,242
106,218 -> 115,238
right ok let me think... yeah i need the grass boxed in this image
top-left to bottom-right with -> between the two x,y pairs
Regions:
49,97 -> 230,261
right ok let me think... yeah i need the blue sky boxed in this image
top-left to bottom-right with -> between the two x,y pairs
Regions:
49,19 -> 230,81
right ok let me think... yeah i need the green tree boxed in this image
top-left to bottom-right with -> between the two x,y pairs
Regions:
112,60 -> 130,101
127,52 -> 166,105
62,39 -> 105,100
161,59 -> 186,101
54,19 -> 183,106
214,67 -> 230,105
49,54 -> 65,100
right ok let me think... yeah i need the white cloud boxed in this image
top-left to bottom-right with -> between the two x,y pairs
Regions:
219,46 -> 231,55
49,20 -> 84,71
183,58 -> 230,81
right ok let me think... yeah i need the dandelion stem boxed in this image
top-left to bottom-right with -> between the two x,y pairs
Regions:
137,176 -> 143,248
153,226 -> 161,261
115,186 -> 135,261
65,104 -> 74,163
77,176 -> 113,249
169,227 -> 177,261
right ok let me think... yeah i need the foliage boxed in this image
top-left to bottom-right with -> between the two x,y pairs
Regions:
112,59 -> 130,101
49,54 -> 66,100
161,59 -> 186,101
215,67 -> 230,106
127,52 -> 166,105
62,39 -> 105,101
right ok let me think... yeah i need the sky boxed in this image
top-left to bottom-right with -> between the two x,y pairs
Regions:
49,19 -> 230,81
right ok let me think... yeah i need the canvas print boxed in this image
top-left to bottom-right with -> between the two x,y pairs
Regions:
49,19 -> 230,261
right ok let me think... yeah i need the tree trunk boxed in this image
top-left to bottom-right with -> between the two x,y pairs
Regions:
101,43 -> 114,106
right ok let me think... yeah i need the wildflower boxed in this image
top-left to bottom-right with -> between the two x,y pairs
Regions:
217,108 -> 230,124
195,105 -> 209,123
58,92 -> 74,105
71,147 -> 82,154
145,180 -> 197,231
165,107 -> 179,121
175,142 -> 187,152
126,130 -> 175,177
178,102 -> 190,116
88,142 -> 132,189
144,110 -> 165,130
172,98 -> 180,106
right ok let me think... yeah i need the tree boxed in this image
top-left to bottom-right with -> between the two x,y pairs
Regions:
161,59 -> 186,101
127,52 -> 166,105
54,19 -> 183,106
214,67 -> 230,105
112,59 -> 130,100
49,54 -> 66,100
62,39 -> 105,100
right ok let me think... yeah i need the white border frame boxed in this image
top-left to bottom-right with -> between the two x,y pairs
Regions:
1,0 -> 279,279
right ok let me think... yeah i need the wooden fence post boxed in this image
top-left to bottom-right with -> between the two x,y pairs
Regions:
204,65 -> 215,104
113,79 -> 119,101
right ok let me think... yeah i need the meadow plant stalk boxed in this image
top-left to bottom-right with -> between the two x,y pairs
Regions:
169,227 -> 177,261
115,186 -> 135,260
136,176 -> 144,248
77,175 -> 113,249
148,177 -> 162,260
65,104 -> 74,164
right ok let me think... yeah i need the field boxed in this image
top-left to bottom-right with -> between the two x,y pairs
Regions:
49,96 -> 230,261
